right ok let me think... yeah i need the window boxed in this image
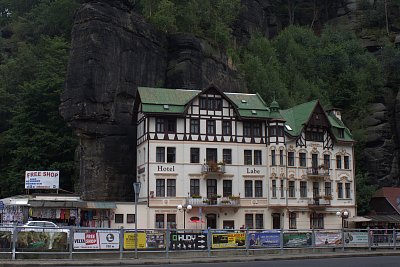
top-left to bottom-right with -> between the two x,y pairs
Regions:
324,154 -> 330,169
325,182 -> 332,196
253,123 -> 261,137
269,126 -> 277,136
288,181 -> 295,198
277,126 -> 284,137
245,214 -> 254,229
127,214 -> 135,223
167,179 -> 176,197
288,152 -> 295,166
156,118 -> 176,133
207,179 -> 217,198
190,119 -> 200,134
190,148 -> 200,163
254,150 -> 262,165
337,183 -> 343,198
155,214 -> 165,228
345,183 -> 351,198
223,180 -> 232,197
167,147 -> 176,163
255,214 -> 264,229
338,128 -> 344,138
156,179 -> 165,197
271,150 -> 276,166
156,118 -> 164,133
243,122 -> 252,137
255,180 -> 263,197
200,97 -> 222,110
306,130 -> 324,142
223,149 -> 232,164
190,179 -> 200,196
167,214 -> 176,229
280,179 -> 284,198
245,180 -> 253,197
115,214 -> 123,224
156,147 -> 165,162
279,150 -> 284,165
244,150 -> 252,165
344,156 -> 350,169
272,180 -> 277,198
222,121 -> 232,135
206,120 -> 216,135
310,213 -> 324,229
289,212 -> 297,229
300,181 -> 307,198
206,148 -> 217,163
244,121 -> 262,137
299,153 -> 306,167
336,155 -> 342,169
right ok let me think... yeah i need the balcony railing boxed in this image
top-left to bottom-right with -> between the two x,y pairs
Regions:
306,167 -> 330,177
308,197 -> 331,207
201,163 -> 226,174
186,196 -> 240,207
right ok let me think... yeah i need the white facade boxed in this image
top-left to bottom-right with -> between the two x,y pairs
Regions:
131,87 -> 356,230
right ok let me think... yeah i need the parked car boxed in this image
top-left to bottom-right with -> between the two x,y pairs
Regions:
21,221 -> 69,236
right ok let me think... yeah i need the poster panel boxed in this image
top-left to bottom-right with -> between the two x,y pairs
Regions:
17,232 -> 68,251
0,231 -> 12,249
146,233 -> 165,249
170,233 -> 207,250
25,171 -> 59,189
123,232 -> 146,249
248,231 -> 280,248
283,232 -> 312,247
344,232 -> 368,245
74,231 -> 119,249
315,231 -> 342,246
211,232 -> 245,248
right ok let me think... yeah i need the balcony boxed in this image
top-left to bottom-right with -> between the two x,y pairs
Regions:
186,196 -> 240,207
308,196 -> 331,209
306,166 -> 330,178
201,162 -> 226,175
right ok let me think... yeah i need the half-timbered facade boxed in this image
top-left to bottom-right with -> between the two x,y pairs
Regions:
133,86 -> 356,230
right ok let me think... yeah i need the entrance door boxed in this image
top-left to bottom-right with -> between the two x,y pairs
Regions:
272,213 -> 281,229
207,213 -> 217,229
223,220 -> 234,229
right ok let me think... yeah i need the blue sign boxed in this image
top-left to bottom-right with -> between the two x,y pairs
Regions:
248,231 -> 280,248
0,201 -> 4,210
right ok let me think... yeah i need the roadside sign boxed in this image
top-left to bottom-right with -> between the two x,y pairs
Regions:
0,201 -> 4,210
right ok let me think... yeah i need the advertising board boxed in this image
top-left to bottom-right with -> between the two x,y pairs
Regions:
25,171 -> 59,189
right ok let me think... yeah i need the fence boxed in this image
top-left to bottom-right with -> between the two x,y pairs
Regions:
0,225 -> 399,260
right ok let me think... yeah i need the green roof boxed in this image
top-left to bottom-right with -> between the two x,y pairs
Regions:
225,92 -> 270,118
281,100 -> 353,142
281,100 -> 318,136
138,87 -> 199,114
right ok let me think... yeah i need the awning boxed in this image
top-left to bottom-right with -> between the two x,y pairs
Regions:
28,200 -> 85,208
84,201 -> 117,209
345,216 -> 372,222
365,215 -> 400,223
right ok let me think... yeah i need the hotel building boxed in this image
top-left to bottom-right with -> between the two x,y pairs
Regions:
131,86 -> 356,230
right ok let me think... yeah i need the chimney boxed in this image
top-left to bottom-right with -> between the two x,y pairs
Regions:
328,108 -> 342,121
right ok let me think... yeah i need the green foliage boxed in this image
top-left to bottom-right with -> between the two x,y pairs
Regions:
0,0 -> 80,198
355,172 -> 378,215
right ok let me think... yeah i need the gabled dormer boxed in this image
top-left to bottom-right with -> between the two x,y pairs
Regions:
280,100 -> 353,149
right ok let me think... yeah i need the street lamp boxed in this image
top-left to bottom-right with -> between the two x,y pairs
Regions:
336,210 -> 349,229
133,182 -> 141,259
177,204 -> 192,230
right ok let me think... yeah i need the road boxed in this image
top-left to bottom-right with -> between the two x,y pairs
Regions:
54,256 -> 400,267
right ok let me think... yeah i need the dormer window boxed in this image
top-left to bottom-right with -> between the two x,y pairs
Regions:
338,128 -> 344,138
200,97 -> 222,110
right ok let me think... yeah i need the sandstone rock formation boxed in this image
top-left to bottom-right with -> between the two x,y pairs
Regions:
60,1 -> 240,201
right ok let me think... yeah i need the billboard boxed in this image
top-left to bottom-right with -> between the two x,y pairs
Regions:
211,232 -> 245,248
73,231 -> 120,249
170,233 -> 207,250
123,232 -> 165,250
25,171 -> 59,189
248,231 -> 280,248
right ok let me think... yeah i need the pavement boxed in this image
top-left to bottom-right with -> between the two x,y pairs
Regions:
1,250 -> 400,266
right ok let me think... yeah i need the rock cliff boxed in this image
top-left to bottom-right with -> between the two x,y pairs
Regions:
60,0 -> 240,201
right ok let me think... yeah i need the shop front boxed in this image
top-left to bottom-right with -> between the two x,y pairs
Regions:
80,201 -> 116,228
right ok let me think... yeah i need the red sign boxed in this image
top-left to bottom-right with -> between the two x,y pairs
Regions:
85,232 -> 97,245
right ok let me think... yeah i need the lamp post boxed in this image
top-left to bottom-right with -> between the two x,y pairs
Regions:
177,204 -> 192,230
133,182 -> 141,259
336,210 -> 349,229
